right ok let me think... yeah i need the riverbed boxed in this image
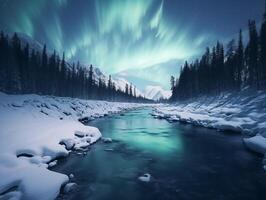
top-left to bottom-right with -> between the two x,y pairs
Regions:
54,109 -> 266,200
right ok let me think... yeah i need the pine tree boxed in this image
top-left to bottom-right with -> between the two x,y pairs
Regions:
60,52 -> 66,96
247,20 -> 259,88
225,39 -> 236,90
88,64 -> 94,98
8,33 -> 22,93
108,75 -> 112,100
0,31 -> 151,103
49,50 -> 57,95
129,84 -> 133,97
125,83 -> 129,96
236,30 -> 244,90
88,65 -> 93,86
260,1 -> 266,88
0,31 -> 8,91
22,43 -> 29,92
29,49 -> 37,93
41,44 -> 48,93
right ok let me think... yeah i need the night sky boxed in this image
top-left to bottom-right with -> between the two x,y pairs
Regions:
0,0 -> 264,88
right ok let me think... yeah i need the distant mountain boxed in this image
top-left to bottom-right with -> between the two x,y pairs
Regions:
113,73 -> 161,92
75,65 -> 144,97
112,77 -> 144,97
116,59 -> 185,90
16,33 -> 44,53
144,85 -> 171,101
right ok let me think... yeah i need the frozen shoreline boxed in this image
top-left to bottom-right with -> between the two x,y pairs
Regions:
152,90 -> 266,169
0,92 -> 145,199
1,89 -> 266,199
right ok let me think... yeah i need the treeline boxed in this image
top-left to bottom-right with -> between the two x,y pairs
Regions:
171,2 -> 266,101
0,32 -> 151,102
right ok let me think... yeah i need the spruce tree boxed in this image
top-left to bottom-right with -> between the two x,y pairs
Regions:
129,84 -> 133,98
41,44 -> 48,93
247,20 -> 259,88
260,1 -> 266,88
236,30 -> 244,90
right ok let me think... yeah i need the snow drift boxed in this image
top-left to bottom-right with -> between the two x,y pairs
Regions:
153,89 -> 266,170
0,92 -> 143,199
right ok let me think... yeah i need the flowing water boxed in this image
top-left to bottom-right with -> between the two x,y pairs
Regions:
54,109 -> 266,200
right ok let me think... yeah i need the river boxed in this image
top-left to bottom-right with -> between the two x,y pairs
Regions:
54,108 -> 266,200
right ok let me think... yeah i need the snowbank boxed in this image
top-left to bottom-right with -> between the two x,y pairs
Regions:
243,135 -> 266,155
243,135 -> 266,171
153,90 -> 266,169
153,90 -> 266,136
0,92 -> 143,199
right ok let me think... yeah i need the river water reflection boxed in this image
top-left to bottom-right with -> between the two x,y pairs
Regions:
54,109 -> 266,200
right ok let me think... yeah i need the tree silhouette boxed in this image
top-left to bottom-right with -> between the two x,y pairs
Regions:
0,32 -> 151,103
170,6 -> 266,101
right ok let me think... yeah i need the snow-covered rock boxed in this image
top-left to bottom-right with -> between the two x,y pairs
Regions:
69,174 -> 74,179
102,137 -> 113,143
60,138 -> 75,150
48,160 -> 58,168
0,92 -> 144,199
138,173 -> 151,182
243,135 -> 266,155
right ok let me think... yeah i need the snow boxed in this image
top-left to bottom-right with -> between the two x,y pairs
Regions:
79,67 -> 144,98
0,191 -> 22,200
145,85 -> 171,100
102,137 -> 113,143
153,90 -> 266,170
138,173 -> 151,182
113,77 -> 144,97
243,135 -> 266,155
69,174 -> 74,179
14,32 -> 145,100
244,135 -> 266,170
0,157 -> 69,200
48,160 -> 58,168
153,91 -> 265,135
0,92 -> 144,199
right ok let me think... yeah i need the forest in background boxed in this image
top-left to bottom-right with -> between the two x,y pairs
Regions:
171,3 -> 266,101
0,32 -> 151,103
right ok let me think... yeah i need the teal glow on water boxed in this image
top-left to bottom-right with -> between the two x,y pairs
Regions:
96,110 -> 183,155
54,109 -> 266,200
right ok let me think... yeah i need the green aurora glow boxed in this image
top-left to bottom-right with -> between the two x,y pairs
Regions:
0,0 -> 263,88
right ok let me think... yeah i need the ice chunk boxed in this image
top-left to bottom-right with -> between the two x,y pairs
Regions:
69,174 -> 74,179
48,160 -> 57,168
138,173 -> 151,182
102,137 -> 112,143
243,135 -> 266,154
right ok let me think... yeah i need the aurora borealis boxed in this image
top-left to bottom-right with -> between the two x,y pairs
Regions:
0,0 -> 264,88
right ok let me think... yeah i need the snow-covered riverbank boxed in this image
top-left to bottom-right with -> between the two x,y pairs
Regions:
153,89 -> 266,169
0,92 -> 145,199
